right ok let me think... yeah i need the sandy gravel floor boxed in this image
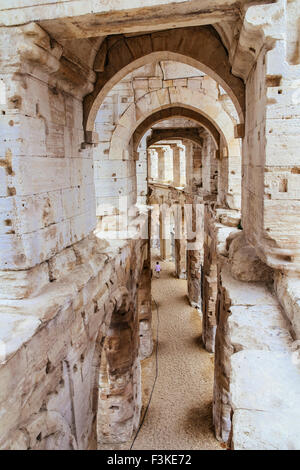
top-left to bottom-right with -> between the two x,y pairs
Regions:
99,258 -> 222,450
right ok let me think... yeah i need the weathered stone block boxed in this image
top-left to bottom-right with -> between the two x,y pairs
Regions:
0,263 -> 49,299
232,410 -> 300,450
228,232 -> 273,282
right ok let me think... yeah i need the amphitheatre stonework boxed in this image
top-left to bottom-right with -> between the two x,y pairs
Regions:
0,0 -> 300,451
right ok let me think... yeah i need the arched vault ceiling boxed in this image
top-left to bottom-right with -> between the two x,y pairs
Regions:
83,26 -> 245,130
147,128 -> 203,148
133,107 -> 220,153
59,37 -> 105,71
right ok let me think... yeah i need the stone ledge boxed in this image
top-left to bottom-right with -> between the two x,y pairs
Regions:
232,409 -> 300,450
229,305 -> 292,352
0,232 -> 145,365
275,272 -> 300,340
221,263 -> 278,306
231,350 -> 300,412
215,263 -> 300,449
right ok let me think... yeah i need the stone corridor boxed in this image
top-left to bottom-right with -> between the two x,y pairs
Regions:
101,258 -> 222,451
1,0 -> 300,451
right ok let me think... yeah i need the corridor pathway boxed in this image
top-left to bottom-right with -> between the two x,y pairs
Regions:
132,259 -> 222,450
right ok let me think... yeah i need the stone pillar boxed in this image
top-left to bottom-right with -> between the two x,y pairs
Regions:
148,148 -> 158,181
156,146 -> 167,182
202,204 -> 241,355
186,196 -> 204,308
136,133 -> 148,205
98,289 -> 141,444
170,144 -> 181,186
174,204 -> 187,279
217,135 -> 229,207
159,207 -> 171,260
191,143 -> 203,193
164,145 -> 173,183
138,259 -> 153,360
180,145 -> 186,186
202,131 -> 218,196
226,148 -> 241,210
241,3 -> 300,273
147,148 -> 152,181
187,250 -> 202,308
202,203 -> 218,352
149,201 -> 160,252
169,143 -> 186,187
185,140 -> 194,191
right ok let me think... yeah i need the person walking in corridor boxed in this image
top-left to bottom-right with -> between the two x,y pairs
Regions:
155,261 -> 161,278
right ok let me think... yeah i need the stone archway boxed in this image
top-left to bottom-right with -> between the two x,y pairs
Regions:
133,107 -> 220,154
147,128 -> 203,149
108,87 -> 238,160
107,87 -> 241,208
83,26 -> 245,132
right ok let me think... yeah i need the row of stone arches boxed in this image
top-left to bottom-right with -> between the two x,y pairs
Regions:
0,0 -> 300,451
83,26 -> 245,132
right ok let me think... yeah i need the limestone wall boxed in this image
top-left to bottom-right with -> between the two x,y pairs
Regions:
1,0 -> 300,452
199,199 -> 300,449
210,224 -> 300,449
214,255 -> 300,449
0,21 -> 151,451
241,2 -> 300,272
0,25 -> 96,271
202,205 -> 240,352
0,224 -> 149,449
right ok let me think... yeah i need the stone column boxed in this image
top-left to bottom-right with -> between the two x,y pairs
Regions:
170,144 -> 181,186
241,3 -> 300,273
185,140 -> 194,191
156,146 -> 167,182
164,145 -> 173,183
149,200 -> 160,252
174,204 -> 187,279
202,203 -> 218,352
186,196 -> 204,308
138,259 -> 153,360
159,207 -> 172,260
202,131 -> 218,196
169,143 -> 186,187
179,144 -> 187,186
191,143 -> 203,193
217,135 -> 229,207
148,148 -> 158,181
98,288 -> 141,444
136,133 -> 148,205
